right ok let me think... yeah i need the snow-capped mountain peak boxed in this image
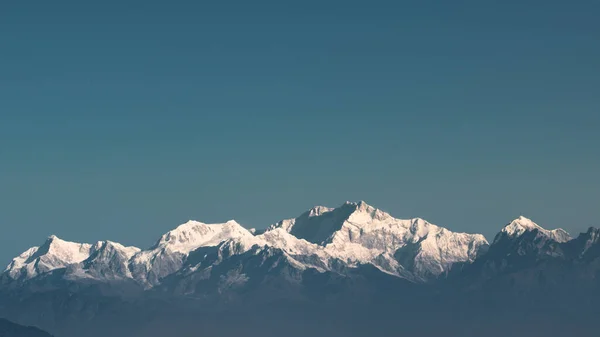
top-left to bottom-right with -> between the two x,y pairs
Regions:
268,201 -> 393,245
308,206 -> 334,217
41,235 -> 94,262
345,200 -> 393,223
499,216 -> 571,243
267,201 -> 488,280
152,220 -> 253,253
4,236 -> 95,280
129,220 -> 257,286
90,241 -> 141,259
267,203 -> 355,245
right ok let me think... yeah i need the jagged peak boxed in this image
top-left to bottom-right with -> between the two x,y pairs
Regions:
41,234 -> 76,250
585,227 -> 600,235
84,241 -> 141,263
502,216 -> 540,233
92,240 -> 141,253
343,200 -> 394,223
355,200 -> 372,209
160,219 -> 245,238
36,235 -> 92,259
288,201 -> 388,224
499,216 -> 571,243
152,219 -> 254,253
43,234 -> 82,245
303,201 -> 391,221
3,235 -> 95,280
344,200 -> 375,211
579,227 -> 600,243
307,205 -> 334,217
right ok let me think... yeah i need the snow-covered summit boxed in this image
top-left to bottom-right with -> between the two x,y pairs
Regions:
129,220 -> 257,286
268,201 -> 395,245
39,235 -> 94,264
308,205 -> 334,217
91,240 -> 141,258
268,203 -> 355,245
4,235 -> 95,280
266,201 -> 489,280
3,235 -> 141,282
499,216 -> 571,243
152,220 -> 253,253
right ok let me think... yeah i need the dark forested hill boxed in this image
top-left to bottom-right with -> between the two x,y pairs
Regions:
0,318 -> 53,337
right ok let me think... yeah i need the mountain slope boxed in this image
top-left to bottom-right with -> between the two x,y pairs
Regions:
0,318 -> 53,337
4,235 -> 94,281
2,236 -> 141,289
129,220 -> 256,287
482,216 -> 571,267
498,216 -> 571,244
565,227 -> 600,261
454,217 -> 600,295
268,201 -> 489,280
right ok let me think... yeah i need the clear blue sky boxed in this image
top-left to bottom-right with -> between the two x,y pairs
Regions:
1,0 -> 599,264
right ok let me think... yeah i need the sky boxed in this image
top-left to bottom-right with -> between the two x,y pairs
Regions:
1,0 -> 599,264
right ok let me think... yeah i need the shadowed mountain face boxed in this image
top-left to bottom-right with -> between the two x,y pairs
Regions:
0,318 -> 53,337
2,202 -> 600,337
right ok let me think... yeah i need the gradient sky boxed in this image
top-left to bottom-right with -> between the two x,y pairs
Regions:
1,0 -> 599,264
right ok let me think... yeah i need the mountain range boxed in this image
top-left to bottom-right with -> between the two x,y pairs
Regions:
1,201 -> 599,337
